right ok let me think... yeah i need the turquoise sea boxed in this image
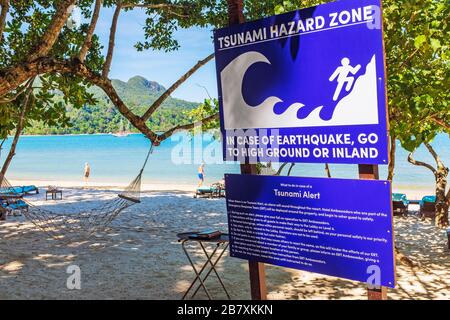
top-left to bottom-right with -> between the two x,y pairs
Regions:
1,133 -> 449,193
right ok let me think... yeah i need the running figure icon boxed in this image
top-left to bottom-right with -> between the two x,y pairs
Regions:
329,57 -> 361,101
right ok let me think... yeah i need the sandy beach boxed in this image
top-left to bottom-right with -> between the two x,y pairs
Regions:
7,179 -> 435,200
0,183 -> 449,300
7,179 -> 199,193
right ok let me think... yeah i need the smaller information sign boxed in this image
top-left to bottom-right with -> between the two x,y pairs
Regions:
225,174 -> 395,288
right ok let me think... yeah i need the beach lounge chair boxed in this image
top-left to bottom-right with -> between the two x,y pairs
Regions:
0,206 -> 6,220
1,198 -> 28,216
392,193 -> 409,216
0,186 -> 24,197
0,199 -> 9,220
419,196 -> 436,219
0,185 -> 38,196
7,200 -> 29,215
194,182 -> 225,199
21,185 -> 39,195
194,186 -> 221,198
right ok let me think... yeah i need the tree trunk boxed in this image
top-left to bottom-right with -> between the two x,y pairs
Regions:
387,135 -> 396,181
275,163 -> 289,176
0,0 -> 10,42
27,0 -> 77,62
0,87 -> 32,176
325,164 -> 331,178
424,142 -> 449,228
407,144 -> 449,228
79,0 -> 102,62
434,166 -> 449,228
142,53 -> 214,121
287,163 -> 295,176
102,3 -> 122,77
0,138 -> 6,151
227,0 -> 245,24
1,131 -> 21,177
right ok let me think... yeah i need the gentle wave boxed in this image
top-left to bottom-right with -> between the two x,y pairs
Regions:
1,133 -> 448,194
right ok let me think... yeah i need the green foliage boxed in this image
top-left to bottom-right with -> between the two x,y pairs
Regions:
0,1 -> 104,139
274,0 -> 324,14
274,0 -> 450,152
130,0 -> 318,52
383,0 -> 450,151
187,98 -> 220,132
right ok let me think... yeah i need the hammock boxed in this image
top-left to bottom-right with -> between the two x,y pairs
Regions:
0,143 -> 154,242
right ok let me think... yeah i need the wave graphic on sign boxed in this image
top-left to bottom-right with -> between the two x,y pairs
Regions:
221,51 -> 379,130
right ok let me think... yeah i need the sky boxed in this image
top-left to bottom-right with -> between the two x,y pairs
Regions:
94,7 -> 218,103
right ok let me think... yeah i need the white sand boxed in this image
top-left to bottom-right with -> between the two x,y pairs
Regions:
0,185 -> 449,300
7,179 -> 435,200
8,179 -> 198,193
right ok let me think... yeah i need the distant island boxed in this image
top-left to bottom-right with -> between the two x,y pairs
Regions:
23,76 -> 199,135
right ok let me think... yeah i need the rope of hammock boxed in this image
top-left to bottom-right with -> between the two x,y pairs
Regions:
0,142 -> 155,242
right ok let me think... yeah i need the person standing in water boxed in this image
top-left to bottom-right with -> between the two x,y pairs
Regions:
84,162 -> 91,187
197,163 -> 205,187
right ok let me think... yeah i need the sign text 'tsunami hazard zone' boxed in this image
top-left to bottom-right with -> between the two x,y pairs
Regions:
214,0 -> 389,165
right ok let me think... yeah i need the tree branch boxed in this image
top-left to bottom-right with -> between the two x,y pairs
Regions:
398,48 -> 420,69
275,163 -> 289,176
79,0 -> 102,62
408,150 -> 436,175
325,163 -> 332,178
227,0 -> 245,24
0,55 -> 218,146
1,77 -> 35,176
0,77 -> 35,103
424,142 -> 447,173
287,163 -> 295,176
27,0 -> 77,62
72,63 -> 159,143
156,112 -> 219,144
424,142 -> 440,166
123,3 -> 189,17
0,57 -> 155,141
0,57 -> 77,97
387,135 -> 396,181
103,3 -> 122,77
431,116 -> 450,132
0,0 -> 10,43
102,1 -> 192,78
142,53 -> 214,121
122,3 -> 186,10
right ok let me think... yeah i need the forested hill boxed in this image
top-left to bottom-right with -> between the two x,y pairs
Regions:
24,76 -> 199,135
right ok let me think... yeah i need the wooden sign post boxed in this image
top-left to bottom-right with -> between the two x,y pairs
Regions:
241,163 -> 268,300
227,0 -> 268,301
359,164 -> 388,300
362,0 -> 390,300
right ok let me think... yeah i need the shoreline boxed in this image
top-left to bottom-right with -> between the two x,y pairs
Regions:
7,179 -> 198,193
5,131 -> 175,138
7,178 -> 435,200
6,132 -> 141,138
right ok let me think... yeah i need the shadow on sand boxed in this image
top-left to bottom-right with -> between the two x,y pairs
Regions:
0,190 -> 448,300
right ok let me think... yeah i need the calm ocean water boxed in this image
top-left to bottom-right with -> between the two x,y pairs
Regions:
1,133 -> 449,192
